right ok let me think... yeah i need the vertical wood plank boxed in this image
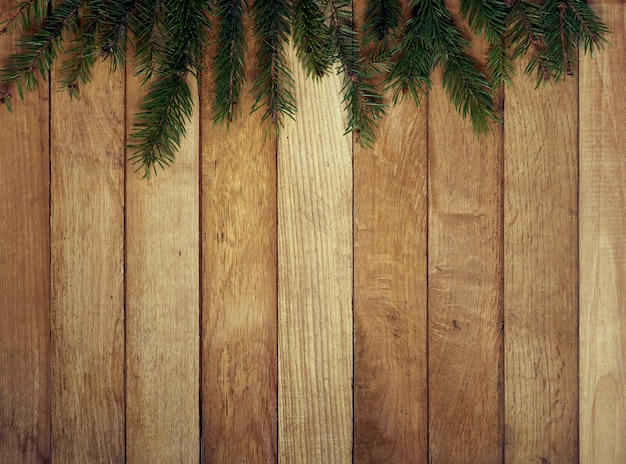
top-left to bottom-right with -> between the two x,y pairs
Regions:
200,30 -> 278,463
353,97 -> 428,462
580,4 -> 626,462
278,47 -> 353,463
126,74 -> 200,463
0,0 -> 50,459
428,43 -> 504,464
50,64 -> 125,462
504,64 -> 579,462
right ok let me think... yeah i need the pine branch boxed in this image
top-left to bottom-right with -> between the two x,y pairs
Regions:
505,0 -> 550,84
0,0 -> 84,110
292,0 -> 333,79
213,0 -> 247,125
99,0 -> 136,69
0,0 -> 51,35
362,0 -> 402,56
128,0 -> 211,177
129,0 -> 166,81
460,0 -> 510,90
59,1 -> 103,97
251,0 -> 296,130
385,3 -> 433,106
328,0 -> 386,146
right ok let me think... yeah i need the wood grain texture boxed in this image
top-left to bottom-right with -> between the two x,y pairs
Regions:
504,63 -> 579,463
125,73 -> 200,463
200,30 -> 277,463
579,4 -> 626,463
278,46 -> 353,464
0,1 -> 50,459
428,69 -> 504,464
50,63 -> 125,462
353,96 -> 428,463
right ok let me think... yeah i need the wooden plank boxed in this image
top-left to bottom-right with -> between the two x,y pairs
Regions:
125,73 -> 200,462
200,28 -> 277,463
352,0 -> 428,458
427,31 -> 504,463
353,98 -> 428,462
0,0 -> 50,459
580,4 -> 626,462
504,62 -> 579,462
50,63 -> 125,461
278,46 -> 352,463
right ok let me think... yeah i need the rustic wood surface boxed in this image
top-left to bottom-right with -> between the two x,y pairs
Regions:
50,63 -> 125,462
504,61 -> 579,462
277,46 -> 353,464
0,3 -> 50,461
354,97 -> 429,463
580,3 -> 626,462
428,66 -> 504,463
0,0 -> 625,462
125,72 -> 200,462
200,26 -> 278,463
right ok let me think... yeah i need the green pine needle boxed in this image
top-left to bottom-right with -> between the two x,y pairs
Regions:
213,0 -> 247,125
250,0 -> 296,131
292,0 -> 333,79
0,0 -> 611,173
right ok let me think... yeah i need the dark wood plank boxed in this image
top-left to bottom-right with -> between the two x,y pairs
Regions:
427,25 -> 504,461
353,96 -> 429,462
200,28 -> 278,463
0,0 -> 50,459
504,62 -> 579,462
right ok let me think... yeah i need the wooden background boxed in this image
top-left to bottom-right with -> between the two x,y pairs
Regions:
1,0 -> 625,462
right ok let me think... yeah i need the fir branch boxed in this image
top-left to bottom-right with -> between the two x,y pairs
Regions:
292,0 -> 333,79
129,0 -> 166,80
328,0 -> 386,146
385,3 -> 433,106
505,0 -> 549,83
0,0 -> 84,109
58,1 -> 103,97
251,0 -> 296,130
430,0 -> 498,133
564,0 -> 609,54
542,0 -> 576,79
0,0 -> 51,36
129,0 -> 211,176
361,0 -> 402,56
460,0 -> 510,90
99,0 -> 136,69
213,0 -> 247,125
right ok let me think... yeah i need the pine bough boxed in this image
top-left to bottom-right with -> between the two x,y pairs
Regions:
0,0 -> 609,176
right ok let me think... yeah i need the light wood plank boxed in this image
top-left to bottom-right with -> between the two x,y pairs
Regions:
427,38 -> 504,463
125,73 -> 200,463
353,97 -> 428,462
504,62 -> 579,462
278,46 -> 353,463
0,1 -> 50,459
580,4 -> 626,462
50,63 -> 125,462
200,27 -> 278,463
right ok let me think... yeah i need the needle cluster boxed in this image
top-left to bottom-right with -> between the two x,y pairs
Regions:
0,0 -> 609,175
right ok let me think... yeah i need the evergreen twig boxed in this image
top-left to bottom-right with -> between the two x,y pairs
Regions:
0,0 -> 610,174
251,0 -> 296,131
128,0 -> 211,177
213,0 -> 247,124
329,0 -> 386,145
292,0 -> 332,78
